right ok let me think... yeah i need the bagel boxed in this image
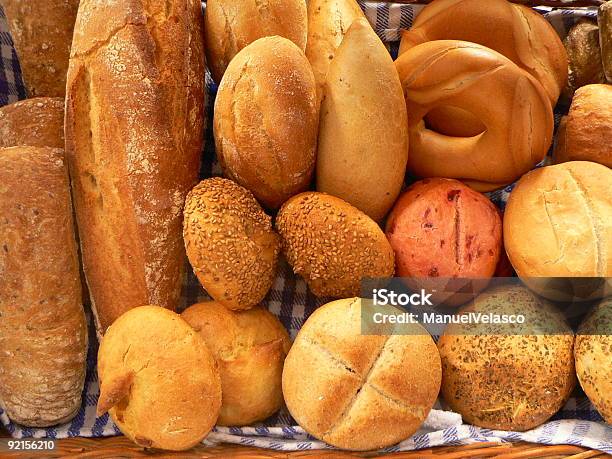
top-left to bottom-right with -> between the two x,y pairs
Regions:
395,40 -> 554,192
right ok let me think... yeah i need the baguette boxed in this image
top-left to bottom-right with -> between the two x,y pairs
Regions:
0,146 -> 87,427
65,0 -> 205,335
0,97 -> 64,149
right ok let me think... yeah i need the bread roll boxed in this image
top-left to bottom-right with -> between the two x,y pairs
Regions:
316,18 -> 408,222
283,298 -> 441,451
575,298 -> 612,423
65,0 -> 205,335
554,85 -> 612,168
305,0 -> 365,104
563,21 -> 606,98
599,1 -> 612,83
276,192 -> 395,298
183,178 -> 279,310
0,146 -> 87,427
1,0 -> 79,96
395,40 -> 554,192
204,0 -> 307,83
97,306 -> 221,451
438,284 -> 576,431
182,302 -> 291,426
0,97 -> 64,148
214,36 -> 318,210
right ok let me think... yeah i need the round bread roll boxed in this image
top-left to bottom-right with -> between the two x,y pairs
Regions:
398,0 -> 567,108
182,301 -> 291,426
214,36 -> 318,210
438,284 -> 576,431
395,40 -> 553,192
276,192 -> 395,298
316,18 -> 409,222
0,98 -> 64,149
183,178 -> 279,310
97,306 -> 221,451
504,161 -> 612,301
283,298 -> 441,451
563,21 -> 606,98
575,298 -> 612,423
204,0 -> 307,83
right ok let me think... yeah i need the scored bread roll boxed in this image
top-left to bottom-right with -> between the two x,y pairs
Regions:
214,36 -> 318,209
395,40 -> 554,192
0,146 -> 87,427
0,98 -> 64,149
97,306 -> 221,451
283,298 -> 441,451
205,0 -> 307,83
182,302 -> 291,426
1,0 -> 79,97
316,18 -> 408,222
183,178 -> 280,310
65,0 -> 205,335
305,0 -> 366,104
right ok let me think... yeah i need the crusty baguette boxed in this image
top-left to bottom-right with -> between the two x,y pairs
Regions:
0,97 -> 64,149
65,0 -> 205,335
0,146 -> 87,427
1,0 -> 79,97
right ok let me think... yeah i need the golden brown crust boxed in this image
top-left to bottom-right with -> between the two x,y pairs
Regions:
276,192 -> 395,298
97,306 -> 221,451
0,97 -> 64,149
438,285 -> 576,431
65,0 -> 205,335
1,0 -> 79,97
183,178 -> 280,310
214,36 -> 318,210
182,301 -> 291,426
283,298 -> 441,451
0,146 -> 87,427
316,19 -> 409,222
204,0 -> 307,83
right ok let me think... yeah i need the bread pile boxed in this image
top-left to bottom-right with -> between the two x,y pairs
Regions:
0,0 -> 610,453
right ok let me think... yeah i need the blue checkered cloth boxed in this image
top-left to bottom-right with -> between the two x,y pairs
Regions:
0,1 -> 610,454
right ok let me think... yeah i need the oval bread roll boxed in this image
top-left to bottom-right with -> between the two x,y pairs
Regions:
97,306 -> 221,451
182,302 -> 291,426
283,298 -> 441,451
204,0 -> 307,83
183,178 -> 280,310
316,18 -> 409,222
276,192 -> 395,298
0,98 -> 64,149
214,36 -> 318,210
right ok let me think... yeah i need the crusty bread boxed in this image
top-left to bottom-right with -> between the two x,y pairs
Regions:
182,301 -> 291,426
204,0 -> 307,83
0,97 -> 64,148
438,284 -> 576,431
554,85 -> 612,168
65,0 -> 205,335
305,0 -> 365,104
283,298 -> 441,451
1,0 -> 79,97
563,21 -> 606,98
183,178 -> 280,310
316,19 -> 408,222
97,306 -> 221,451
395,40 -> 554,192
276,192 -> 395,298
0,146 -> 87,427
214,36 -> 318,210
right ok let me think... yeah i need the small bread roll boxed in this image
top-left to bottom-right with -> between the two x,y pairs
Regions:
316,18 -> 409,222
438,285 -> 576,431
283,298 -> 441,451
183,178 -> 279,310
575,298 -> 612,423
276,192 -> 395,298
97,306 -> 221,451
204,0 -> 307,83
0,98 -> 64,148
214,36 -> 318,209
563,21 -> 606,97
182,302 -> 291,426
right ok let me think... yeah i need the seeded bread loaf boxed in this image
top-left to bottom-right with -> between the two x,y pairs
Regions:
0,146 -> 87,427
65,0 -> 205,335
0,97 -> 64,149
